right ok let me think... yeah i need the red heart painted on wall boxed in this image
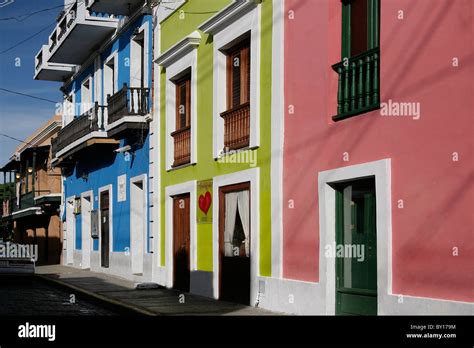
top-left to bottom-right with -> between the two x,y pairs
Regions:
198,191 -> 212,215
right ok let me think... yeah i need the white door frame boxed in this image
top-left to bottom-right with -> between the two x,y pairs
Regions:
80,191 -> 93,269
164,180 -> 197,288
65,196 -> 76,265
130,174 -> 148,275
98,185 -> 113,265
318,159 -> 392,315
212,168 -> 260,303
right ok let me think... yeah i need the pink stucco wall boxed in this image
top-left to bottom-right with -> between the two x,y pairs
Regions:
283,0 -> 473,302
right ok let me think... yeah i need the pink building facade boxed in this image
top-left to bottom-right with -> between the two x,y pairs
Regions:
266,0 -> 473,315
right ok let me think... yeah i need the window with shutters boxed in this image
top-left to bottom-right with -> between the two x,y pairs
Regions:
332,0 -> 380,121
171,73 -> 191,167
220,38 -> 251,151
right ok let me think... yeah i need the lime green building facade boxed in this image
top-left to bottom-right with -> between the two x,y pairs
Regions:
152,0 -> 275,304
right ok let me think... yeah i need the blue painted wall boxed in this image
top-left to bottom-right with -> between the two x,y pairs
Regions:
64,14 -> 152,253
65,136 -> 149,252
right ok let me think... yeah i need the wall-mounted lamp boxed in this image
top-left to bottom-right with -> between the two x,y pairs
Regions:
15,173 -> 21,180
27,167 -> 33,174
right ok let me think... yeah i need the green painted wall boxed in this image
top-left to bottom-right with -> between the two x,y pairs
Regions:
159,0 -> 273,277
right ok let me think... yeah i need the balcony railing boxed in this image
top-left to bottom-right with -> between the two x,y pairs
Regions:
58,19 -> 67,41
35,54 -> 43,70
107,84 -> 150,124
56,9 -> 66,23
49,37 -> 57,52
52,102 -> 104,156
17,191 -> 35,212
171,126 -> 191,167
332,47 -> 380,121
220,102 -> 250,151
47,2 -> 118,65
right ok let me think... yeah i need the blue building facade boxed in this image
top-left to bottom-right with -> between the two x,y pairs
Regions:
35,0 -> 154,281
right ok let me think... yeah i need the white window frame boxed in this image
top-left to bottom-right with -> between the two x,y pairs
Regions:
130,22 -> 150,89
207,5 -> 261,158
103,52 -> 118,103
164,49 -> 198,170
103,52 -> 118,127
63,92 -> 75,126
81,76 -> 93,114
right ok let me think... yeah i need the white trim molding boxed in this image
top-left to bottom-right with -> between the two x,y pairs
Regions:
150,8 -> 163,285
80,190 -> 94,269
270,0 -> 285,279
212,168 -> 260,304
98,184 -> 113,262
199,0 -> 259,35
204,1 -> 261,158
257,159 -> 473,315
164,180 -> 198,288
155,30 -> 201,67
162,47 -> 199,170
318,159 -> 392,315
65,196 -> 76,266
130,174 -> 148,275
130,21 -> 150,89
156,0 -> 186,25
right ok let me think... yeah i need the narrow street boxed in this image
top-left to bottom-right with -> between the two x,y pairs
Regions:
0,276 -> 120,316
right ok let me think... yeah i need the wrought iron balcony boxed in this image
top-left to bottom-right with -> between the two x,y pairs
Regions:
48,1 -> 118,65
332,47 -> 380,121
51,102 -> 104,157
220,102 -> 250,151
105,84 -> 150,136
34,45 -> 76,81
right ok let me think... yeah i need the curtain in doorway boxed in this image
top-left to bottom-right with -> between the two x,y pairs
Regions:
224,192 -> 239,256
237,190 -> 250,256
224,190 -> 250,257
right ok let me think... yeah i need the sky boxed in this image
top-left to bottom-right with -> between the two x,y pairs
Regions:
0,0 -> 65,176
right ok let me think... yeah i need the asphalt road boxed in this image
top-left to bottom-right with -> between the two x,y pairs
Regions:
0,275 -> 120,316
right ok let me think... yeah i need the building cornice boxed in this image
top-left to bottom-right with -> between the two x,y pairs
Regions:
12,117 -> 62,159
198,0 -> 259,35
155,30 -> 201,67
61,5 -> 151,92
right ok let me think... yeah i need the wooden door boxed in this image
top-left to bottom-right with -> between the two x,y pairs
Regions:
219,182 -> 251,305
173,194 -> 190,292
100,191 -> 110,268
335,178 -> 377,315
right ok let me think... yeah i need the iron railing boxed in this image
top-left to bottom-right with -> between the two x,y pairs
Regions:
107,83 -> 150,124
51,102 -> 104,156
332,47 -> 380,121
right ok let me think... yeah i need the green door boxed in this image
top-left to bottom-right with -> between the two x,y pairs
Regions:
335,178 -> 377,315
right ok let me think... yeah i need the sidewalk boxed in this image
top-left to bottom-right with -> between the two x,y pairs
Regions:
35,265 -> 280,316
